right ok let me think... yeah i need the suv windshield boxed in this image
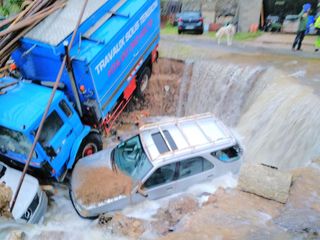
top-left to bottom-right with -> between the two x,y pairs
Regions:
0,126 -> 35,158
113,135 -> 152,181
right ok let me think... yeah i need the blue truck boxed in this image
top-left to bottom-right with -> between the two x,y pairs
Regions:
0,0 -> 160,181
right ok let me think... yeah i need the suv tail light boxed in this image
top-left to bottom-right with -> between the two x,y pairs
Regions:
199,17 -> 204,23
178,18 -> 182,23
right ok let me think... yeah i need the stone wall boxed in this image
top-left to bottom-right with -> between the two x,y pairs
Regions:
161,0 -> 263,32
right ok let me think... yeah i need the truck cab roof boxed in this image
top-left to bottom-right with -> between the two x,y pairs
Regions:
0,77 -> 63,131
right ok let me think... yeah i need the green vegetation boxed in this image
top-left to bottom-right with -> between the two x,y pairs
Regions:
0,0 -> 23,17
160,22 -> 178,35
161,23 -> 263,42
233,31 -> 263,41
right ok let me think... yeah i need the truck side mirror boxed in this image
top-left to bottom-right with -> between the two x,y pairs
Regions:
137,183 -> 148,198
44,146 -> 57,158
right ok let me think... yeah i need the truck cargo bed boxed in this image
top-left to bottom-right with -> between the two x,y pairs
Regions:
12,0 -> 160,120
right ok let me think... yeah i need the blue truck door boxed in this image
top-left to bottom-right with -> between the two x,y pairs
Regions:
38,102 -> 77,177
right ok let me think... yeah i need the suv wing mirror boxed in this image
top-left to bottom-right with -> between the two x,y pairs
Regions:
137,183 -> 148,198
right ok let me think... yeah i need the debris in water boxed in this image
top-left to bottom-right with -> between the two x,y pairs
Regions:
0,182 -> 12,219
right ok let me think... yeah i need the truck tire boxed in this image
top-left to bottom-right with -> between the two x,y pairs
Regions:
136,66 -> 151,97
76,133 -> 103,161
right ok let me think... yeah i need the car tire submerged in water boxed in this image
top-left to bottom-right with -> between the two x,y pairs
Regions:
76,132 -> 103,161
136,66 -> 151,97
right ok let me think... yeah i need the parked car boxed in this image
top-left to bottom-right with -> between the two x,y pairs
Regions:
70,113 -> 243,218
282,15 -> 299,33
178,11 -> 204,34
0,162 -> 47,223
264,15 -> 282,32
171,12 -> 181,26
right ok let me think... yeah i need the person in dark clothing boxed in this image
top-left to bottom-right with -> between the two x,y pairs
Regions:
292,4 -> 311,51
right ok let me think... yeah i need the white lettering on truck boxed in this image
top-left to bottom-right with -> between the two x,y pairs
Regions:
94,0 -> 158,76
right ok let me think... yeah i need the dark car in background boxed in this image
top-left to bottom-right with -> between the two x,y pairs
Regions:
264,15 -> 282,32
178,11 -> 204,34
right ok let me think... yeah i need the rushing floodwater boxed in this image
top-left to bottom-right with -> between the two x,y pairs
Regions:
177,61 -> 320,170
2,59 -> 320,239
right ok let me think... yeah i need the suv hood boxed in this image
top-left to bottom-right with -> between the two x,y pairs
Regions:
1,166 -> 39,220
71,148 -> 113,190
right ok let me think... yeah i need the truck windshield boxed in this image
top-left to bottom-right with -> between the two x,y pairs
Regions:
0,126 -> 34,158
113,135 -> 152,181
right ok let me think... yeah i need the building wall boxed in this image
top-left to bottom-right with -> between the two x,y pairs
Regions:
238,0 -> 263,31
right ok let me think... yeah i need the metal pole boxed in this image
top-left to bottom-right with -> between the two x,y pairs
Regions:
10,0 -> 89,213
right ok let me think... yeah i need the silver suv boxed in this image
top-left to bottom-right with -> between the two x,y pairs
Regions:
70,113 -> 242,218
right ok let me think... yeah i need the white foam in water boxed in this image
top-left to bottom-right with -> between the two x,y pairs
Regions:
186,173 -> 238,205
122,200 -> 162,220
122,173 -> 238,220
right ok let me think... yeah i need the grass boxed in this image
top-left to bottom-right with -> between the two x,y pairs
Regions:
160,22 -> 178,35
160,23 -> 263,42
233,31 -> 263,41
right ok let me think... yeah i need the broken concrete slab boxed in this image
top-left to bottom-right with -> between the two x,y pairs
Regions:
238,164 -> 292,203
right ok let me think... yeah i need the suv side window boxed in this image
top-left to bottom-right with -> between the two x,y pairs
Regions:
38,111 -> 63,147
178,157 -> 214,179
144,163 -> 176,189
211,145 -> 241,162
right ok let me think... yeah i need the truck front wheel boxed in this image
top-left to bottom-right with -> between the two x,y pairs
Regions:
76,133 -> 103,160
136,66 -> 151,97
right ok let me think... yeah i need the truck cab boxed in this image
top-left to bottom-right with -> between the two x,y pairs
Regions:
0,77 -> 101,180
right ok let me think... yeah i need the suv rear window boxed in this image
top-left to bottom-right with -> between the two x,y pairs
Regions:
211,145 -> 241,162
152,130 -> 177,154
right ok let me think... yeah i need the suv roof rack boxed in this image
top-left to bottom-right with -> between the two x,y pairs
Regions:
140,113 -> 234,161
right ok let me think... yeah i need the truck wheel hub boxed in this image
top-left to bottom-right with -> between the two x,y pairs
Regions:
83,143 -> 97,157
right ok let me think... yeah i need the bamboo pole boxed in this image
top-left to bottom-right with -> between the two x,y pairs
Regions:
0,1 -> 66,37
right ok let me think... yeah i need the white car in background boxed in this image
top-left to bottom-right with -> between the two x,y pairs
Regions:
0,162 -> 48,223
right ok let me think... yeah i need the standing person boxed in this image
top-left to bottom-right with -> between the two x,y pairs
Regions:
315,15 -> 320,52
292,3 -> 311,51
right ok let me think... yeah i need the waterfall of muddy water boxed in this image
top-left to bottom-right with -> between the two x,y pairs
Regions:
177,60 -> 320,170
177,60 -> 264,126
238,69 -> 320,170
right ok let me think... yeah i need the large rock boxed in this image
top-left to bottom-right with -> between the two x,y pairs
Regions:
7,231 -> 25,240
99,213 -> 145,239
0,182 -> 13,219
238,164 -> 292,203
152,195 -> 198,234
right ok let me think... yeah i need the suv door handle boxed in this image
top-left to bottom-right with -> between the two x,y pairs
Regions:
166,187 -> 173,191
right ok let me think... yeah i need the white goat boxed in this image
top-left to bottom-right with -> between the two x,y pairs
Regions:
216,24 -> 236,46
